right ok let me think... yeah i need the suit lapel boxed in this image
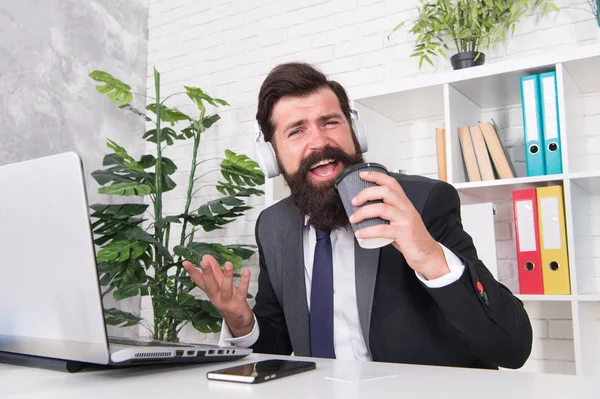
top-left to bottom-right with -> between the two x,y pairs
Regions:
280,203 -> 311,357
354,240 -> 380,358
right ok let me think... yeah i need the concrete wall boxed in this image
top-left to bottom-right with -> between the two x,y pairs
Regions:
0,0 -> 149,206
0,0 -> 150,336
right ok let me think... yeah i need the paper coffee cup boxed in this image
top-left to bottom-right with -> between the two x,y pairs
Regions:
335,162 -> 394,249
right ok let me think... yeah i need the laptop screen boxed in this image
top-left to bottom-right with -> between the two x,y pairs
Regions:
0,152 -> 110,364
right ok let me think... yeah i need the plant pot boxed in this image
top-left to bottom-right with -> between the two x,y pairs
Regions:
450,51 -> 486,70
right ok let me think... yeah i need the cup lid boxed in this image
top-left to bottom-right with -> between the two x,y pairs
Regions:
335,162 -> 388,187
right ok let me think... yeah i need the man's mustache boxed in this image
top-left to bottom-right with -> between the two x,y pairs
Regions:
296,146 -> 354,177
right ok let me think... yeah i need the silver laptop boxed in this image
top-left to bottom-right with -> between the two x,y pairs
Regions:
0,152 -> 251,370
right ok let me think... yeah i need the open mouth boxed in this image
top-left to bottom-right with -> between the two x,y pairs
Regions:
308,158 -> 342,181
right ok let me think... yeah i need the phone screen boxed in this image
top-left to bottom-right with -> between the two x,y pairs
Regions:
207,359 -> 316,383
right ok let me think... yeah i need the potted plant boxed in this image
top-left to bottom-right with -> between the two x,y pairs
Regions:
389,0 -> 559,70
586,0 -> 600,27
88,68 -> 264,342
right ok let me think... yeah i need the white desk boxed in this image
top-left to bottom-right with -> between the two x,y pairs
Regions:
1,354 -> 599,399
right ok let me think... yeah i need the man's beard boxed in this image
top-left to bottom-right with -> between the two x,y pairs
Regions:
281,146 -> 364,231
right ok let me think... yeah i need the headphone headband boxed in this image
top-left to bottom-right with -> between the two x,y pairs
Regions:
255,106 -> 368,178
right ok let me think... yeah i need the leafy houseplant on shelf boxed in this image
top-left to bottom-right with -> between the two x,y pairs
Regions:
389,0 -> 559,70
88,68 -> 264,342
586,0 -> 600,27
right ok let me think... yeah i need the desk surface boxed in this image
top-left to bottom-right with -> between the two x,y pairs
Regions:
1,353 -> 599,399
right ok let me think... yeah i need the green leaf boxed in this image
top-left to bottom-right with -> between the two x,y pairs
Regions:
125,226 -> 173,263
174,242 -> 244,270
96,239 -> 149,262
89,70 -> 133,105
163,215 -> 181,224
227,244 -> 256,260
185,86 -> 229,112
99,181 -> 153,196
220,150 -> 265,187
92,168 -> 135,186
143,127 -> 179,145
104,308 -> 142,327
191,313 -> 222,334
90,203 -> 148,218
191,195 -> 252,231
106,139 -> 144,173
146,104 -> 191,126
152,293 -> 198,323
136,154 -> 177,175
216,182 -> 264,197
202,114 -> 221,130
113,283 -> 151,300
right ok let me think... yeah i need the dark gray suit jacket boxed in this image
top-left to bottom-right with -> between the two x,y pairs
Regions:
250,173 -> 532,369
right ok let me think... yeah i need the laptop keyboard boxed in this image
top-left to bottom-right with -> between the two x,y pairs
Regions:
108,336 -> 219,348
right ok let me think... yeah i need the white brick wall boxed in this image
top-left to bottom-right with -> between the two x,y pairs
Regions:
145,0 -> 600,365
519,302 -> 576,374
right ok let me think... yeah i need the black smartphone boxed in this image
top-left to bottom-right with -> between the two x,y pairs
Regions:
206,359 -> 316,384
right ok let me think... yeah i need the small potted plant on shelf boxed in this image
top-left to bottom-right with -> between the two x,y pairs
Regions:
586,0 -> 600,27
389,0 -> 559,70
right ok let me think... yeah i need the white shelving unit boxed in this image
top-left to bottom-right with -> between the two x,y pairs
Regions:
264,43 -> 600,377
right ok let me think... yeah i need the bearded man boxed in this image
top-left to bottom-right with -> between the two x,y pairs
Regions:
183,62 -> 532,370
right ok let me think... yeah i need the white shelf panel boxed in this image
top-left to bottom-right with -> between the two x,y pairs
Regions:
562,55 -> 600,95
517,295 -> 574,302
350,43 -> 600,104
568,172 -> 600,195
450,65 -> 554,109
576,295 -> 600,302
356,84 -> 444,123
454,174 -> 565,201
516,295 -> 600,302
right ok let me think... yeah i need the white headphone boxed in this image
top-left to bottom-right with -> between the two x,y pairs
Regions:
254,107 -> 369,178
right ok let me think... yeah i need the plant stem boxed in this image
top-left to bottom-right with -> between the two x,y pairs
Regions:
179,133 -> 202,248
175,123 -> 204,298
154,69 -> 164,248
152,68 -> 166,341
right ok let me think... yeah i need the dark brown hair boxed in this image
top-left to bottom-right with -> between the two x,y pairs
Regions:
256,62 -> 357,149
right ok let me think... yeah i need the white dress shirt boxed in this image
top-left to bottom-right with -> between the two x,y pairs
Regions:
219,221 -> 466,359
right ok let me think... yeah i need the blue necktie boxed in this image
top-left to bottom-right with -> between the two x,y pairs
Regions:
310,228 -> 336,359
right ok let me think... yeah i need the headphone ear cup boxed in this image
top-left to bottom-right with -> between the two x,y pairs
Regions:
255,139 -> 280,178
352,116 -> 368,153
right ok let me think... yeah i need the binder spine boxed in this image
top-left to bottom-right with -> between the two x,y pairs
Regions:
520,75 -> 546,176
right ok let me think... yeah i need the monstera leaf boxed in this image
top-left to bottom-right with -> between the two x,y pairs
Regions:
96,239 -> 149,263
89,70 -> 133,105
220,150 -> 265,187
173,242 -> 244,270
104,308 -> 143,327
98,181 -> 153,196
146,104 -> 191,126
185,86 -> 229,113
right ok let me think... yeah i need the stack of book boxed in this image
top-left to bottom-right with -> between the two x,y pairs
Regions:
436,121 -> 516,183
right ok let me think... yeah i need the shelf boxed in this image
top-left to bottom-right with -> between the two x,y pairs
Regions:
453,174 -> 565,202
356,84 -> 444,123
516,295 -> 574,302
350,43 -> 600,105
516,295 -> 600,302
568,172 -> 600,195
562,54 -> 600,95
450,65 -> 554,110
